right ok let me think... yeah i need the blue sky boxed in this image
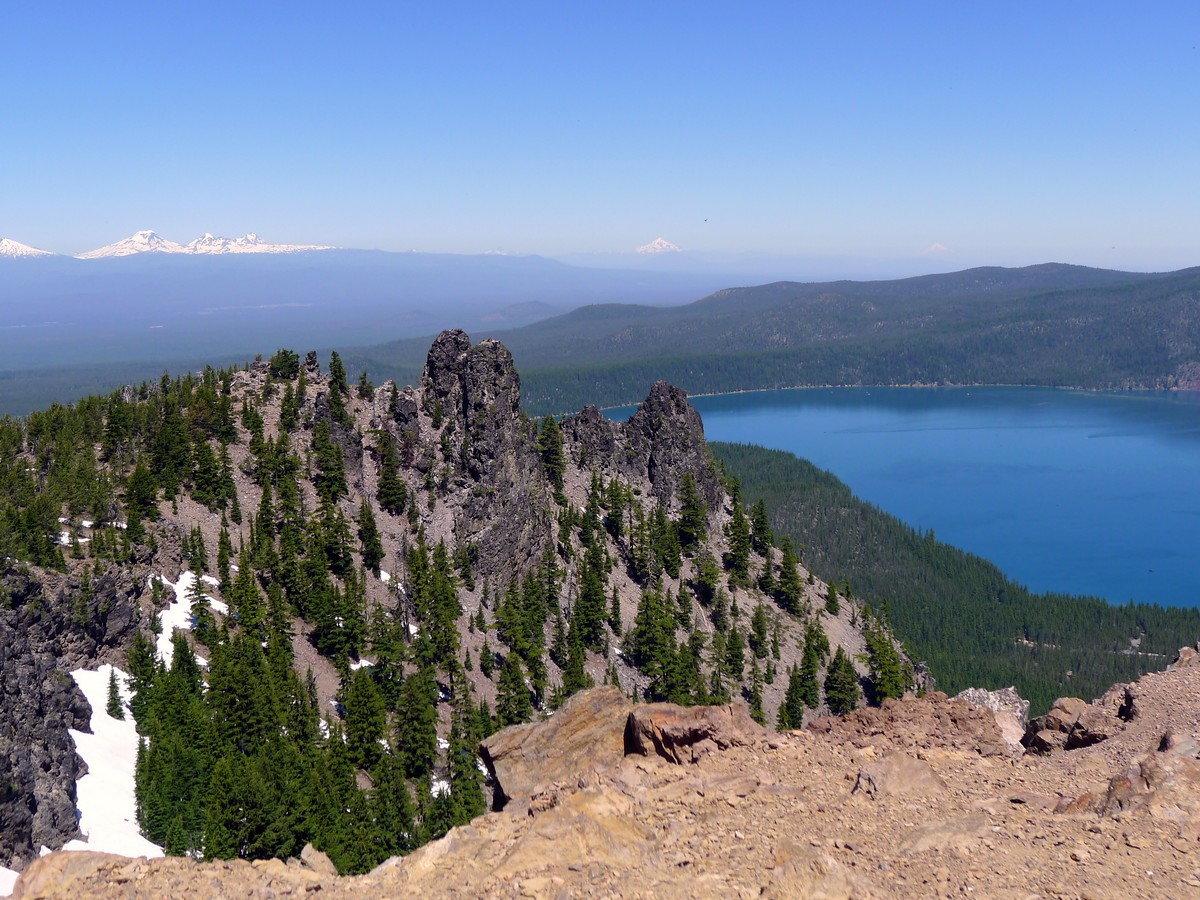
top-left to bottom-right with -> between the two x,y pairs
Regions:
4,3 -> 1199,272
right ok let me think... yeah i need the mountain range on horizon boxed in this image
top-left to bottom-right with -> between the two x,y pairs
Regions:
2,231 -> 696,261
0,230 -> 334,259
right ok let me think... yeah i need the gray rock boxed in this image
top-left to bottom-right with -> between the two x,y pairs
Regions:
0,563 -> 140,870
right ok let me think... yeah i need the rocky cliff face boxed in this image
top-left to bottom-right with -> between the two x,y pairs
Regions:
0,563 -> 141,869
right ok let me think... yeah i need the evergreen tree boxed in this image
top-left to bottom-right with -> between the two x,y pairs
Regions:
312,418 -> 348,503
496,655 -> 532,727
747,659 -> 765,725
358,501 -> 384,577
749,498 -> 773,555
560,622 -> 593,700
676,473 -> 707,551
396,665 -> 438,780
775,538 -> 805,614
536,417 -> 566,501
342,668 -> 387,770
724,500 -> 751,585
825,582 -> 841,615
777,664 -> 806,730
106,667 -> 124,719
446,669 -> 485,825
749,603 -> 769,659
824,646 -> 861,715
376,432 -> 408,516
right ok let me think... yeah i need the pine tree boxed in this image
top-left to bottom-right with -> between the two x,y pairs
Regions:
676,473 -> 707,551
312,418 -> 348,503
446,669 -> 485,825
747,659 -> 765,725
496,655 -> 532,727
357,502 -> 383,576
775,538 -> 805,614
749,603 -> 769,659
749,499 -> 773,555
396,665 -> 438,780
724,501 -> 751,585
824,646 -> 861,715
342,668 -> 387,770
106,667 -> 124,719
537,417 -> 566,501
376,432 -> 408,516
777,664 -> 806,730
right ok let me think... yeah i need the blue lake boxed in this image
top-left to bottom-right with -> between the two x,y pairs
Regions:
611,388 -> 1200,607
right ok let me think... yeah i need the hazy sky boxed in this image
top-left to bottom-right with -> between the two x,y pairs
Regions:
5,3 -> 1199,271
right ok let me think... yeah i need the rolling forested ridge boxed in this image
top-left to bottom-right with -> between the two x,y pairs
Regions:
712,442 -> 1200,713
348,262 -> 1200,415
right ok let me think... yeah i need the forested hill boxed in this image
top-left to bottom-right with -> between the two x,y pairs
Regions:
1,332 -> 915,876
712,442 -> 1200,714
348,262 -> 1200,414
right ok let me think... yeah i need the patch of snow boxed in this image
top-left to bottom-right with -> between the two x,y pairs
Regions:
0,866 -> 18,897
80,520 -> 94,529
430,778 -> 451,797
64,665 -> 164,860
200,575 -> 220,586
437,737 -> 449,751
379,570 -> 391,583
408,623 -> 419,636
349,658 -> 374,671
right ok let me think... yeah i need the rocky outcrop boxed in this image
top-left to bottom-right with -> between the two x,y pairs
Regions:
408,330 -> 553,580
0,563 -> 141,870
953,686 -> 1029,754
562,380 -> 723,511
807,691 -> 1013,757
624,701 -> 766,764
1023,694 -> 1125,754
480,686 -> 632,812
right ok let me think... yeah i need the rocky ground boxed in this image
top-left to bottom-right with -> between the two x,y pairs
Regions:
14,644 -> 1200,899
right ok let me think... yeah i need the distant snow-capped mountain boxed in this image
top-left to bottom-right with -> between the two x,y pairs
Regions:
184,232 -> 333,254
636,237 -> 682,254
76,230 -> 333,259
0,237 -> 55,258
76,230 -> 187,259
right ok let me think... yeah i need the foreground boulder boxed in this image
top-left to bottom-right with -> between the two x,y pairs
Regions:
480,686 -> 632,811
1023,694 -> 1125,754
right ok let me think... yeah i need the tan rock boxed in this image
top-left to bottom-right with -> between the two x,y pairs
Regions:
853,751 -> 946,800
480,685 -> 632,811
624,700 -> 766,764
299,842 -> 337,877
763,840 -> 879,898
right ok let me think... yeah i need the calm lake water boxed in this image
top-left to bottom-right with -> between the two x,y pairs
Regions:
612,388 -> 1200,607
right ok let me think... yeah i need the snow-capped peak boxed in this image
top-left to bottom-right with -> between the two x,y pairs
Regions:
0,237 -> 55,258
636,237 -> 683,254
75,230 -> 334,258
76,230 -> 187,259
183,232 -> 333,254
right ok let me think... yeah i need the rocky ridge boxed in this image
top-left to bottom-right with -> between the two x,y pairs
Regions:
15,646 -> 1200,898
2,329 -> 913,874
